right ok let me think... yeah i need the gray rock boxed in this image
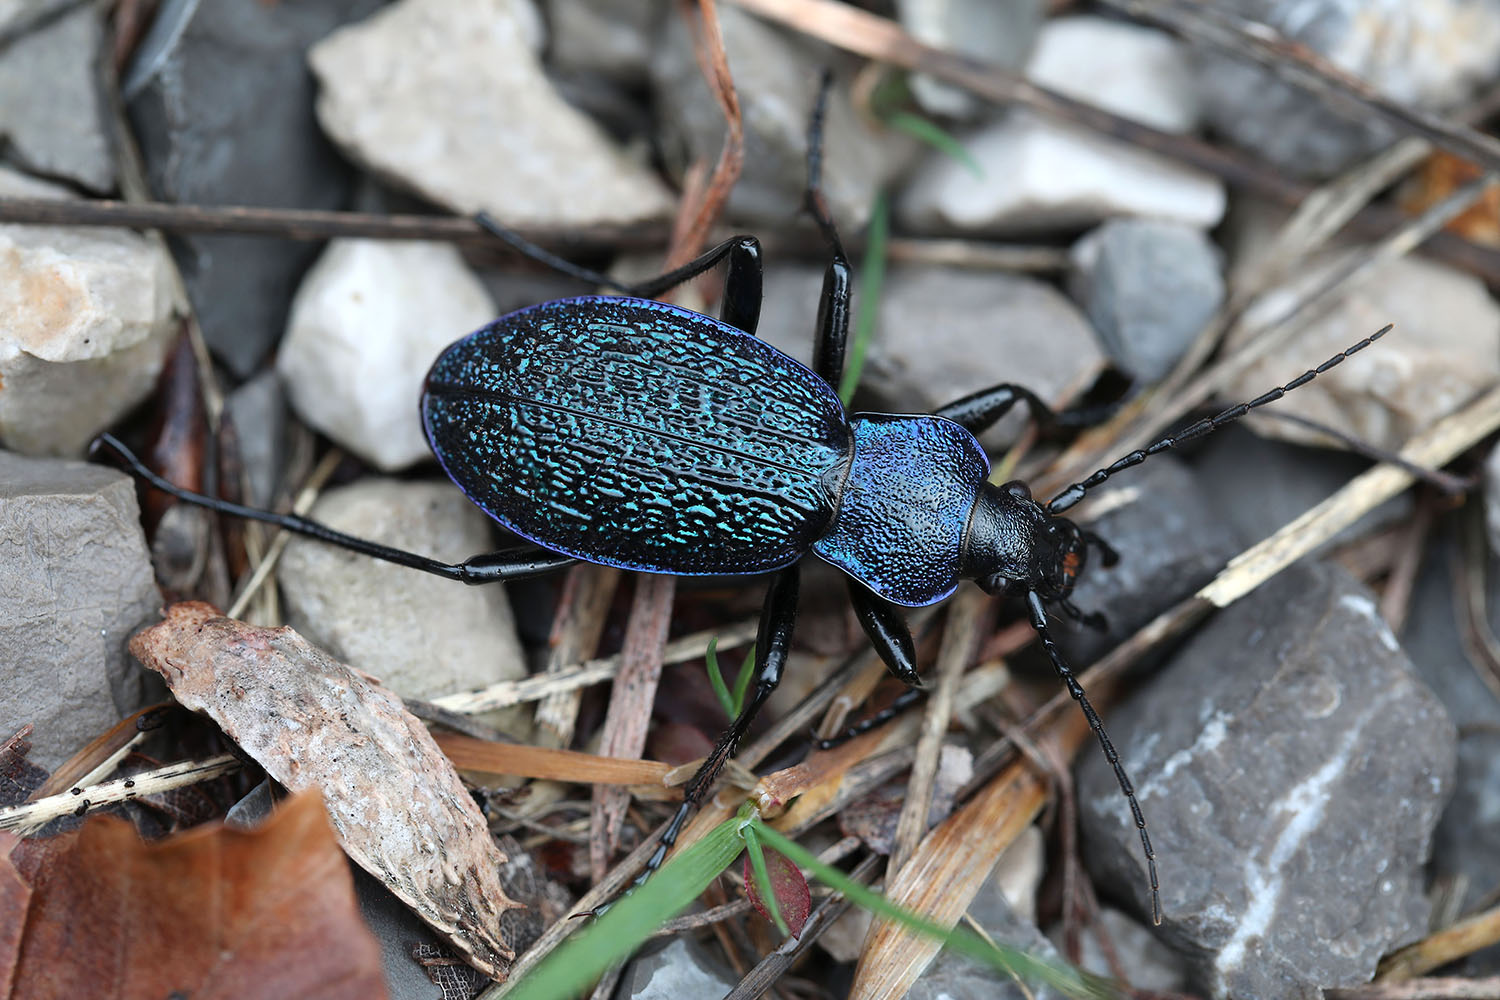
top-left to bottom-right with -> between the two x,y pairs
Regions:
1077,561 -> 1455,999
310,0 -> 674,229
0,451 -> 160,769
276,238 -> 496,472
756,262 -> 1105,449
0,0 -> 78,41
223,370 -> 288,510
1190,425 -> 1410,548
1069,219 -> 1224,382
896,0 -> 1043,119
1062,457 -> 1244,664
1224,252 -> 1500,452
0,167 -> 178,457
544,0 -> 660,85
1399,534 -> 1500,972
906,841 -> 1071,1000
1049,906 -> 1191,995
621,937 -> 736,1000
898,16 -> 1220,236
352,865 -> 451,1000
1192,0 -> 1500,178
123,0 -> 386,376
651,5 -> 912,230
897,111 -> 1227,236
276,478 -> 530,733
0,3 -> 113,191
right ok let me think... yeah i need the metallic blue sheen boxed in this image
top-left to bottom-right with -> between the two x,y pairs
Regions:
421,296 -> 851,575
813,413 -> 990,607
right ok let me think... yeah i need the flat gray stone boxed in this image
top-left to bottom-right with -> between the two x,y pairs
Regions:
311,0 -> 673,229
1078,561 -> 1454,999
650,4 -> 911,229
276,238 -> 497,472
621,937 -> 736,1000
124,0 -> 385,376
1069,219 -> 1224,382
896,0 -> 1043,119
276,478 -> 530,735
0,451 -> 160,769
0,3 -> 113,191
1192,0 -> 1500,178
1061,456 -> 1243,664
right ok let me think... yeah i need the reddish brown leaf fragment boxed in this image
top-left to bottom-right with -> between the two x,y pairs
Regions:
743,846 -> 811,938
6,791 -> 386,1000
1,833 -> 30,996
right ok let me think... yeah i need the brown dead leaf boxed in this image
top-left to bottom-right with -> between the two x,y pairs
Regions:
130,602 -> 522,981
3,790 -> 386,1000
1399,150 -> 1500,246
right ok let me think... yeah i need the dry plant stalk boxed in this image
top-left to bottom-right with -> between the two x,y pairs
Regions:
434,733 -> 674,789
130,602 -> 521,981
848,757 -> 1053,999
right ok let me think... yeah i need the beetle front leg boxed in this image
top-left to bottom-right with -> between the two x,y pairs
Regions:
628,563 -> 801,889
846,581 -> 920,686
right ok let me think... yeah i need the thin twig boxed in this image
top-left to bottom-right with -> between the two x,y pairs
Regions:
0,754 -> 243,835
1329,978 -> 1500,1000
1377,903 -> 1500,981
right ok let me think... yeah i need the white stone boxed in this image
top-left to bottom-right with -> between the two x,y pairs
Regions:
277,478 -> 529,730
895,0 -> 1043,119
0,167 -> 178,456
277,238 -> 497,472
1027,16 -> 1201,134
896,111 -> 1226,235
309,0 -> 673,227
1227,253 -> 1500,451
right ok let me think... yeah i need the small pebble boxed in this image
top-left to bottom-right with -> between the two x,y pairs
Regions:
277,238 -> 496,472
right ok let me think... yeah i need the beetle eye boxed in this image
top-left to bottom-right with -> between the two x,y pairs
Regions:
1002,480 -> 1031,499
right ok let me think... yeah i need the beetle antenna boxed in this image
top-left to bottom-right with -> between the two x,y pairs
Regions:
1046,324 -> 1391,514
1027,591 -> 1161,925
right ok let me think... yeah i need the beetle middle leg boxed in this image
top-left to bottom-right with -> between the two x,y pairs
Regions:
934,383 -> 1120,437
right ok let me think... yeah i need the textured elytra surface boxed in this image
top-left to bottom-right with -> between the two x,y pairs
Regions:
813,413 -> 989,606
423,296 -> 850,575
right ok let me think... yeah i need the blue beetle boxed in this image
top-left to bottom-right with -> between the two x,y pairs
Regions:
95,85 -> 1387,926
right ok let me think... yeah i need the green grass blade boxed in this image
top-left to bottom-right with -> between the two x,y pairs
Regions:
885,111 -> 984,178
704,638 -> 736,719
507,817 -> 747,1000
839,191 -> 890,406
750,822 -> 1119,1000
730,643 -> 757,717
741,822 -> 789,935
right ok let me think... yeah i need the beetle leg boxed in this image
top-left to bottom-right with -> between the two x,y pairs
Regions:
812,687 -> 925,750
91,433 -> 576,585
934,384 -> 1118,437
1026,589 -> 1161,925
803,69 -> 853,390
628,563 -> 800,890
473,213 -> 763,329
846,581 -> 920,686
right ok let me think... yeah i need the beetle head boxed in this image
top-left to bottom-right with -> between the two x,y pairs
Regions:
963,480 -> 1093,600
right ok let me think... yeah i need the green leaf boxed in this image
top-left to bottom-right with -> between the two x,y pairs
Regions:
730,644 -> 756,718
885,111 -> 984,179
704,638 -> 735,719
706,640 -> 758,719
741,822 -> 789,935
839,191 -> 890,406
749,821 -> 1119,1000
506,816 -> 747,1000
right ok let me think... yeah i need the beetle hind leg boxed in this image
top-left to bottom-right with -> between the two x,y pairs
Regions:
617,563 -> 801,897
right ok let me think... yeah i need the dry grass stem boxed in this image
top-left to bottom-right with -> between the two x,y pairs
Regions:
0,754 -> 241,836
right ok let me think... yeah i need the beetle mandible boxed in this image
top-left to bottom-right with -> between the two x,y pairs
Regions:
96,80 -> 1388,925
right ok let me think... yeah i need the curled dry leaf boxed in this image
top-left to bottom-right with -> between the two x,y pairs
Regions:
2,790 -> 387,1000
129,602 -> 522,981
